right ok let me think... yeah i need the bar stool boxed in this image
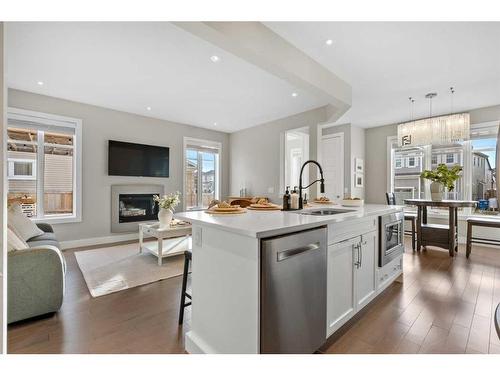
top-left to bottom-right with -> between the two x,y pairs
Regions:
178,249 -> 192,325
386,192 -> 417,251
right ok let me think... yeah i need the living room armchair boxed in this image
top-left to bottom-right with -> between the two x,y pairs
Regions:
7,223 -> 66,324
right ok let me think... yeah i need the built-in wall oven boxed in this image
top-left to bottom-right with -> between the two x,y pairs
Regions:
379,212 -> 404,267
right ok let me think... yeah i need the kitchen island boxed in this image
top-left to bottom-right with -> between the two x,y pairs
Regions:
175,203 -> 404,354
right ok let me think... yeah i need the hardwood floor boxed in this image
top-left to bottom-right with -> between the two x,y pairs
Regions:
320,239 -> 500,354
8,247 -> 191,354
7,239 -> 500,354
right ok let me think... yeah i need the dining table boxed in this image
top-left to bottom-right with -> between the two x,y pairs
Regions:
403,199 -> 477,257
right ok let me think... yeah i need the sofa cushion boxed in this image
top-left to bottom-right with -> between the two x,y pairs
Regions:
7,224 -> 29,252
27,232 -> 59,248
8,203 -> 44,241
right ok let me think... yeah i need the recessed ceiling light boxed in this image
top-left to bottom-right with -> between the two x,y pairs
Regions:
37,81 -> 44,86
146,106 -> 152,111
291,92 -> 298,97
210,55 -> 220,63
325,39 -> 334,46
213,122 -> 217,126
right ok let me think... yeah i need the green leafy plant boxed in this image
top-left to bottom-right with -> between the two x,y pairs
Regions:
420,164 -> 463,191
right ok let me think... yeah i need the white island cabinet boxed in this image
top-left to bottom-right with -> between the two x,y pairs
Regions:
326,217 -> 378,337
175,204 -> 403,354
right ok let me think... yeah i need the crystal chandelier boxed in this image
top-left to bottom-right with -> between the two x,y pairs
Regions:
397,89 -> 470,147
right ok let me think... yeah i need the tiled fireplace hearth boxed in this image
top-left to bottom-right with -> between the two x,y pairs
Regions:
111,184 -> 164,233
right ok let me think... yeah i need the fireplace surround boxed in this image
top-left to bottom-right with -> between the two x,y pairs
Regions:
111,184 -> 164,233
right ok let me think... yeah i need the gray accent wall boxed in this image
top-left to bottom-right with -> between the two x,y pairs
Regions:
7,89 -> 230,242
229,106 -> 328,203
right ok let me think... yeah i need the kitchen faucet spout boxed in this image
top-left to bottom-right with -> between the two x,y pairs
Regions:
298,160 -> 325,210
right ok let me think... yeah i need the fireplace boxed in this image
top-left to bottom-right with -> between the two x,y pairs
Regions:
111,184 -> 164,233
119,194 -> 159,223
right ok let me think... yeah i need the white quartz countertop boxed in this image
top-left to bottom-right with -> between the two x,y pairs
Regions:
175,203 -> 404,238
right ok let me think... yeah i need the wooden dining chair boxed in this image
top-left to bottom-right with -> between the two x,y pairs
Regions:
386,192 -> 417,251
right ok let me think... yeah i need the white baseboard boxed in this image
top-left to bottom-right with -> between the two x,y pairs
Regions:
59,232 -> 139,250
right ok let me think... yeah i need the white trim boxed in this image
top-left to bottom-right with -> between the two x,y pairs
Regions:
387,136 -> 396,193
6,107 -> 82,223
317,122 -> 344,199
183,137 -> 222,211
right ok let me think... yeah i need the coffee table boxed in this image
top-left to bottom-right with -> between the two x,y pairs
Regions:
139,221 -> 192,266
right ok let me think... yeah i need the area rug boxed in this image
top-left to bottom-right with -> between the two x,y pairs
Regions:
74,238 -> 188,297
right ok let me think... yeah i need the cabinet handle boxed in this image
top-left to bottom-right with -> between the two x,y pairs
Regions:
359,242 -> 362,267
353,243 -> 360,268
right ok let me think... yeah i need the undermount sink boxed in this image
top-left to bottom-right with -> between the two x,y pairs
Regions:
298,208 -> 355,216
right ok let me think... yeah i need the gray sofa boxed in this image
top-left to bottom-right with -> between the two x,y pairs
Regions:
8,223 -> 66,324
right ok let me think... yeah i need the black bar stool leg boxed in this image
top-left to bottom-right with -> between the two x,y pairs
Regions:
411,218 -> 416,252
179,251 -> 191,325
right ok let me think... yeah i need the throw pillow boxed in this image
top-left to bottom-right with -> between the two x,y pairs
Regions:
7,224 -> 29,252
8,203 -> 44,241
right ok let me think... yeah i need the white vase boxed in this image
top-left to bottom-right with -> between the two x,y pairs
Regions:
158,208 -> 173,229
430,182 -> 444,201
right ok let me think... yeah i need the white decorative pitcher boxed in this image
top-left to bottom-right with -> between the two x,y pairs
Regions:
158,208 -> 173,229
430,182 -> 444,201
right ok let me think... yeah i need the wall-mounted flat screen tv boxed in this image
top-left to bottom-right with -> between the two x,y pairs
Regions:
108,140 -> 170,177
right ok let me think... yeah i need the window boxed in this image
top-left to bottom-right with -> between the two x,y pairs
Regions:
7,108 -> 82,222
8,159 -> 37,180
391,147 -> 425,203
388,121 -> 498,215
407,156 -> 419,167
184,138 -> 221,210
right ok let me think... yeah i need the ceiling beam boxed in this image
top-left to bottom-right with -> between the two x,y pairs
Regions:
173,22 -> 351,122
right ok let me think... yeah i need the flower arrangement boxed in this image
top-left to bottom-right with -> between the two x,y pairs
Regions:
153,192 -> 181,211
420,164 -> 463,191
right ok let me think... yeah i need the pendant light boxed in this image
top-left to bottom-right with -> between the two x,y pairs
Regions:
397,88 -> 470,147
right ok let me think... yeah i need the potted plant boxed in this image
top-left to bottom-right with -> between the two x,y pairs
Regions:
420,164 -> 463,201
153,192 -> 181,229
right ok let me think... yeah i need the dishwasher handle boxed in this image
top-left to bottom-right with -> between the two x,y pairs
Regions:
277,242 -> 320,262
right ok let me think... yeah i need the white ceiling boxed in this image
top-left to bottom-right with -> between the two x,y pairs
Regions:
5,22 -> 328,133
266,22 -> 500,128
7,22 -> 500,132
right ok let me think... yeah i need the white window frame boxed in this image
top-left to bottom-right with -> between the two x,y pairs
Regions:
387,120 -> 499,218
183,137 -> 222,211
7,107 -> 82,224
7,158 -> 37,180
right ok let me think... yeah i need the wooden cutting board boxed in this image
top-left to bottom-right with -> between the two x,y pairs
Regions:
205,208 -> 247,215
247,206 -> 281,211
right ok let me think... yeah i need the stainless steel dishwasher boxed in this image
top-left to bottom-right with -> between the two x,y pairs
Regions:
260,226 -> 327,353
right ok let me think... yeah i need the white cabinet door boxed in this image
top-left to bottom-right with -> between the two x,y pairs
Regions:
355,230 -> 377,311
326,237 -> 358,338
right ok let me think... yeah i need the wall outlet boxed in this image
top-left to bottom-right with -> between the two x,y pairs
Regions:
268,187 -> 275,194
194,227 -> 202,247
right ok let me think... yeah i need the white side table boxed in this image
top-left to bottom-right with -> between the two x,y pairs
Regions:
139,221 -> 192,266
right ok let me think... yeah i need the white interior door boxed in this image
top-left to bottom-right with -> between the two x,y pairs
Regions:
319,133 -> 344,200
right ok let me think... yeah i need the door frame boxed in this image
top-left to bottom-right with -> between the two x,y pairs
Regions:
317,123 -> 344,199
279,126 -> 310,194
